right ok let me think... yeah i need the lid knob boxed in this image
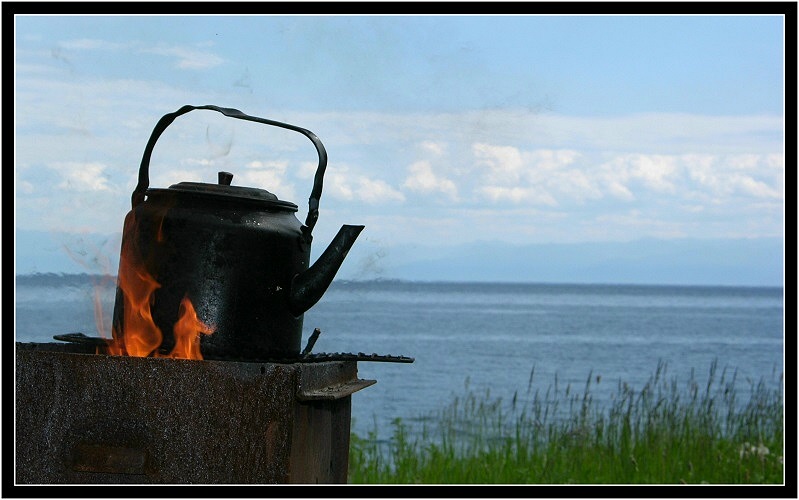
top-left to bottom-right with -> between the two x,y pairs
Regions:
218,171 -> 234,186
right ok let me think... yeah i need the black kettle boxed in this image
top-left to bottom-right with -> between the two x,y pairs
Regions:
110,105 -> 363,360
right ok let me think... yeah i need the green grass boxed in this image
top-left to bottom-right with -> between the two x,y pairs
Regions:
348,360 -> 784,484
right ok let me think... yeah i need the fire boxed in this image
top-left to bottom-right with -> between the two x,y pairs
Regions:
167,296 -> 215,360
100,211 -> 215,360
109,265 -> 162,357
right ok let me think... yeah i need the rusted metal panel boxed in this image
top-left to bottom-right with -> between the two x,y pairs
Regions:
289,398 -> 352,484
15,343 -> 370,484
72,444 -> 149,475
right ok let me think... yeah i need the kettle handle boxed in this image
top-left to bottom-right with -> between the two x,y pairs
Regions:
132,104 -> 328,233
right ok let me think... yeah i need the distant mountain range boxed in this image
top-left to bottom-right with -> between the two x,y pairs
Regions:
367,237 -> 784,287
14,229 -> 784,287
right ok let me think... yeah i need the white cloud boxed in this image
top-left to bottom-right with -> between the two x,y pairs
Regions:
726,154 -> 761,170
181,158 -> 216,167
478,185 -> 557,206
765,154 -> 784,169
605,181 -> 635,201
54,37 -> 224,70
468,144 -> 783,211
297,161 -> 319,179
48,162 -> 114,192
140,44 -> 224,70
472,143 -> 525,184
403,161 -> 458,200
18,180 -> 35,194
328,173 -> 354,200
472,145 -> 600,205
529,149 -> 581,170
554,169 -> 604,203
59,38 -> 130,51
627,154 -> 678,193
12,19 -> 784,246
15,78 -> 784,240
237,170 -> 296,201
680,153 -> 717,171
356,177 -> 406,204
420,141 -> 446,156
683,153 -> 784,201
600,154 -> 684,200
326,170 -> 404,204
730,175 -> 782,199
246,160 -> 288,173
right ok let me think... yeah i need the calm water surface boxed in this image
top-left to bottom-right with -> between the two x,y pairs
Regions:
15,276 -> 784,439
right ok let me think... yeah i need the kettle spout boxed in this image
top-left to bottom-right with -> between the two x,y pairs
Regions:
289,224 -> 365,316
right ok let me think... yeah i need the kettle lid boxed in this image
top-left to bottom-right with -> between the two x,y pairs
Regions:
146,171 -> 298,211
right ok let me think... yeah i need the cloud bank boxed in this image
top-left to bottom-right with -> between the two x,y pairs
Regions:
14,33 -> 784,247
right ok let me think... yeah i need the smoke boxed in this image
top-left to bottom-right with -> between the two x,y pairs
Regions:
50,47 -> 74,71
59,232 -> 121,338
205,124 -> 234,159
60,233 -> 120,276
352,246 -> 388,281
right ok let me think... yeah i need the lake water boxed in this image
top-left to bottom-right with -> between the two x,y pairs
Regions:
14,275 -> 784,440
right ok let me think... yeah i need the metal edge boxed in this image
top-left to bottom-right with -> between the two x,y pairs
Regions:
296,378 -> 377,401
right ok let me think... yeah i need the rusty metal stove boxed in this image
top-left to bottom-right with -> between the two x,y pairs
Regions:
14,105 -> 413,486
15,341 -> 408,484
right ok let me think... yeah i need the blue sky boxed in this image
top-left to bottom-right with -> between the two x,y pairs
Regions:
13,13 -> 786,278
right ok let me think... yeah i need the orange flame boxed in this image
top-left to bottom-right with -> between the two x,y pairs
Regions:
112,267 -> 163,357
100,210 -> 214,360
165,296 -> 215,360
